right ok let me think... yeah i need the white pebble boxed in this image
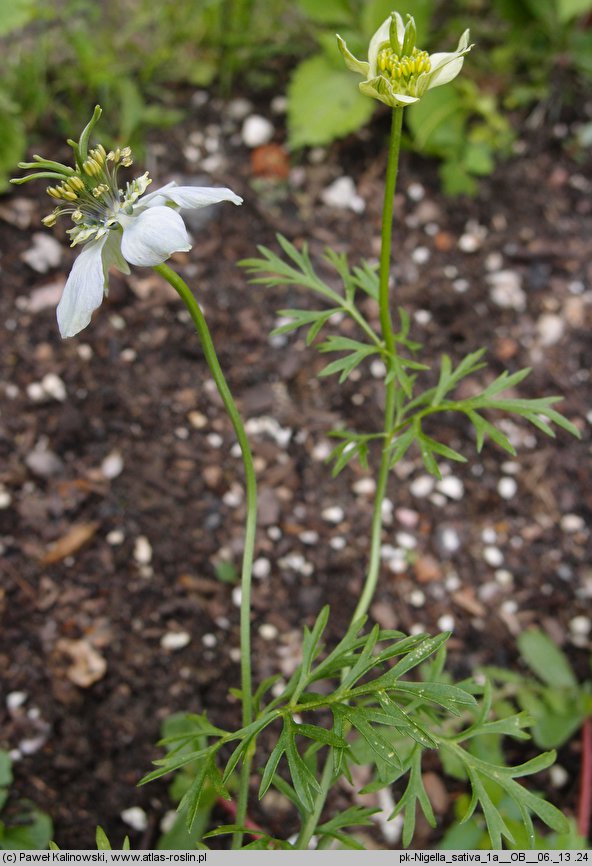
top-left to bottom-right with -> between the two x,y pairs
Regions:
188,410 -> 208,429
407,182 -> 425,201
501,599 -> 518,615
414,309 -> 432,325
106,529 -> 125,546
253,557 -> 271,579
133,535 -> 152,565
160,631 -> 191,651
410,475 -> 434,498
232,586 -> 242,607
458,233 -> 481,253
7,692 -> 27,711
452,278 -> 470,294
241,114 -> 274,147
321,505 -> 344,524
549,765 -> 569,789
0,487 -> 12,509
41,373 -> 67,402
370,359 -> 386,378
207,432 -> 223,448
481,527 -> 497,544
259,623 -> 278,641
412,246 -> 430,265
437,614 -> 455,632
120,807 -> 148,832
494,569 -> 514,588
484,546 -> 504,567
26,382 -> 45,402
77,344 -> 93,360
497,477 -> 517,499
227,97 -> 252,120
312,440 -> 332,461
561,513 -> 585,533
570,615 -> 591,636
223,487 -> 243,508
409,590 -> 425,607
321,176 -> 365,213
445,573 -> 461,591
202,633 -> 217,648
487,270 -> 526,311
440,527 -> 461,553
537,313 -> 564,346
100,451 -> 124,480
436,476 -> 464,500
330,536 -> 346,551
396,532 -> 417,549
353,478 -> 376,496
299,530 -> 319,545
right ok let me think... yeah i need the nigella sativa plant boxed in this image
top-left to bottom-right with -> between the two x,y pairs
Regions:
12,106 -> 241,337
338,11 -> 472,108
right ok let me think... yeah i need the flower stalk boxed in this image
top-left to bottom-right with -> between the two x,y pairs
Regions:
152,263 -> 257,849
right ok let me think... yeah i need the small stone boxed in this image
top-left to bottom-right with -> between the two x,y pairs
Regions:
299,530 -> 319,545
134,536 -> 152,565
484,546 -> 504,567
410,475 -> 435,498
561,513 -> 585,533
437,614 -> 455,632
25,443 -> 63,478
321,176 -> 365,213
100,451 -> 124,479
232,586 -> 242,607
321,505 -> 345,524
160,631 -> 191,651
414,555 -> 442,583
438,526 -> 461,554
569,615 -> 591,637
487,270 -> 526,311
253,557 -> 271,579
396,532 -> 417,550
7,692 -> 27,711
0,487 -> 12,509
412,246 -> 430,264
330,536 -> 346,551
353,478 -> 376,496
241,115 -> 274,148
106,530 -> 125,546
395,508 -> 419,528
497,477 -> 517,500
259,623 -> 278,641
536,313 -> 564,346
207,432 -> 223,448
409,590 -> 425,607
494,569 -> 514,588
227,98 -> 253,120
41,373 -> 67,401
20,233 -> 63,273
481,527 -> 497,544
121,807 -> 148,832
370,359 -> 386,378
202,633 -> 217,648
549,765 -> 569,789
436,476 -> 464,500
407,182 -> 425,201
452,278 -> 470,294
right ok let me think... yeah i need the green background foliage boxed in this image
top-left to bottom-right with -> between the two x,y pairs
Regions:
2,0 -> 592,193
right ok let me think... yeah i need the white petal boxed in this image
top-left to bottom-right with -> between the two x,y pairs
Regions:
337,35 -> 369,76
120,206 -> 191,267
57,236 -> 108,338
368,16 -> 392,76
142,184 -> 242,210
427,53 -> 466,89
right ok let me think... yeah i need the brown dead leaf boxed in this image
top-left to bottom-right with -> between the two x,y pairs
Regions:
56,638 -> 107,688
41,522 -> 100,564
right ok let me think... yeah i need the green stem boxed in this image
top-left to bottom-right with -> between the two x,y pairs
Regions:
352,105 -> 404,624
294,107 -> 405,850
153,263 -> 257,849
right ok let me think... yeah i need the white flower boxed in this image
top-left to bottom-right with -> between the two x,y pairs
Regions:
337,12 -> 472,109
12,107 -> 242,338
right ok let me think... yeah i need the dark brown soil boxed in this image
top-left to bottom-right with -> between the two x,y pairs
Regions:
1,100 -> 591,849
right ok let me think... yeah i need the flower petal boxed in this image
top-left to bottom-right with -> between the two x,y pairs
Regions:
57,236 -> 108,338
360,77 -> 419,108
336,35 -> 369,76
120,206 -> 191,267
141,184 -> 242,210
367,16 -> 393,76
426,52 -> 466,89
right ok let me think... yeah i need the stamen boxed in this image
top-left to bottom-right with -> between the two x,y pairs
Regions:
377,45 -> 431,87
83,158 -> 103,177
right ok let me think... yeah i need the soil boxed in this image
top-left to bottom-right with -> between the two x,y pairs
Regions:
1,96 -> 591,850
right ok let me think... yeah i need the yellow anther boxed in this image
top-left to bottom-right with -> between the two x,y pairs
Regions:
92,144 -> 107,162
67,176 -> 85,192
72,209 -> 83,222
92,183 -> 109,198
47,186 -> 62,199
42,212 -> 58,227
60,187 -> 78,201
120,146 -> 132,159
121,156 -> 133,167
83,158 -> 102,177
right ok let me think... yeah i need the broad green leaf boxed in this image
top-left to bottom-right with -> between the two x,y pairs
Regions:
557,0 -> 592,21
287,55 -> 375,149
517,630 -> 577,689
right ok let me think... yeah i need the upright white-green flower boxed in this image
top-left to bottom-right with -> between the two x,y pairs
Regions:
338,12 -> 472,108
12,107 -> 242,338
